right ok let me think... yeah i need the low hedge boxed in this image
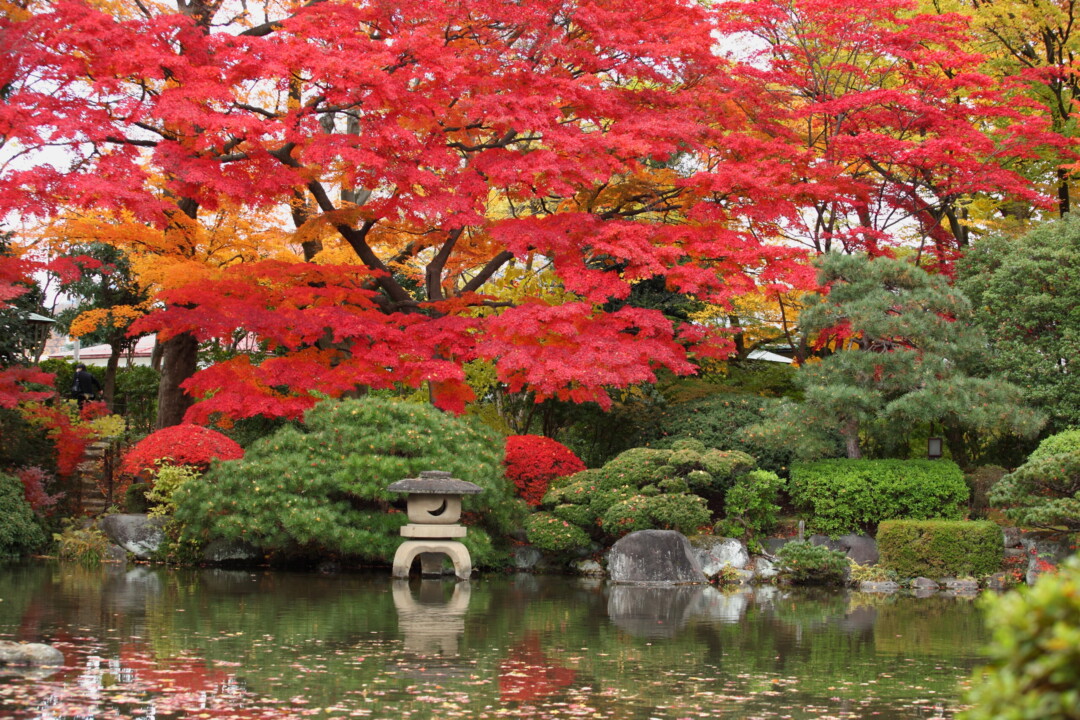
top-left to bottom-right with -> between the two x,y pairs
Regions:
789,459 -> 968,535
877,520 -> 1003,578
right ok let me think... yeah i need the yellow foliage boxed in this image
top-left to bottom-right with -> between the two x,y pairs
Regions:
68,305 -> 148,337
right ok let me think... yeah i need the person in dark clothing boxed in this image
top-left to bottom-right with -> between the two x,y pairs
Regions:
71,363 -> 102,407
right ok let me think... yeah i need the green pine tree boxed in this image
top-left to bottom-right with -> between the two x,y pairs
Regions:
747,254 -> 1042,465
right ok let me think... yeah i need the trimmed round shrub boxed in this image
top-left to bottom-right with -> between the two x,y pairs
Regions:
504,435 -> 586,506
525,512 -> 591,553
173,397 -> 525,567
962,555 -> 1080,720
120,424 -> 244,477
0,472 -> 45,556
535,442 -> 758,547
789,459 -> 968,536
877,520 -> 1003,578
775,540 -> 849,586
600,496 -> 655,536
552,502 -> 597,528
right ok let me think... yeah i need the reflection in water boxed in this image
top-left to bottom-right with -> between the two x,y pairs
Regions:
607,585 -> 705,638
0,562 -> 990,720
392,579 -> 471,656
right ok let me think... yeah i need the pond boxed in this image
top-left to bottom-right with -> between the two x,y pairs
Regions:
0,563 -> 989,720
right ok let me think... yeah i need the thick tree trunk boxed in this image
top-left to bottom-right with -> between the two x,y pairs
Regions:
944,424 -> 972,470
155,332 -> 199,429
104,342 -> 121,410
842,419 -> 862,459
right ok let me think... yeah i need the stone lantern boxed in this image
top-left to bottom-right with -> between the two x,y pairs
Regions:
388,470 -> 482,580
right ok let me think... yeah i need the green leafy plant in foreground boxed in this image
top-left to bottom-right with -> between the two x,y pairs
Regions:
963,555 -> 1080,720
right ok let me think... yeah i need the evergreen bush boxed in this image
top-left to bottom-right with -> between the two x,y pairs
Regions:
789,459 -> 968,535
715,469 -> 785,542
524,512 -> 591,553
962,555 -> 1080,720
173,397 -> 524,567
991,428 -> 1080,534
527,442 -> 755,552
775,541 -> 849,585
877,520 -> 1003,578
0,472 -> 46,556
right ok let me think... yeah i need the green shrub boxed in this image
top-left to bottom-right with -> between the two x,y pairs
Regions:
775,541 -> 849,585
992,429 -> 1080,533
534,442 -> 758,548
600,496 -> 655,536
173,397 -> 525,567
716,469 -> 784,541
0,472 -> 46,556
877,520 -> 1003,578
552,503 -> 597,528
789,459 -> 968,536
640,493 -> 711,534
962,555 -> 1080,720
146,464 -> 201,517
600,493 -> 711,536
525,512 -> 592,553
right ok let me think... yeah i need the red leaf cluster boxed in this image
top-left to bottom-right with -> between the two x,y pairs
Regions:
14,466 -> 62,515
504,435 -> 586,507
120,424 -> 244,477
21,403 -> 93,479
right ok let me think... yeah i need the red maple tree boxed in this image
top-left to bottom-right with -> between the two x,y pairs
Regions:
2,0 -> 818,424
3,0 -> 1059,425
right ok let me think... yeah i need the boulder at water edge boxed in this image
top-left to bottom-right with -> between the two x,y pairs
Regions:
607,530 -> 707,585
689,536 -> 749,578
0,641 -> 64,667
99,514 -> 167,560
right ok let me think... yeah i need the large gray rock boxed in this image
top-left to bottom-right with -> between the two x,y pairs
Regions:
99,514 -> 167,560
1022,533 -> 1074,585
689,537 -> 749,578
810,534 -> 878,565
752,557 -> 779,582
203,539 -> 261,565
607,530 -> 707,585
0,641 -> 64,667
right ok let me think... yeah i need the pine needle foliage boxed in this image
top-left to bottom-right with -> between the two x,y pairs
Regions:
173,397 -> 524,566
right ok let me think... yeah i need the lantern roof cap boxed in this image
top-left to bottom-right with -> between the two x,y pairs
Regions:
388,470 -> 482,495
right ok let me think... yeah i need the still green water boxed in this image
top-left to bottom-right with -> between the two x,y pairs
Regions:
0,563 -> 988,719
